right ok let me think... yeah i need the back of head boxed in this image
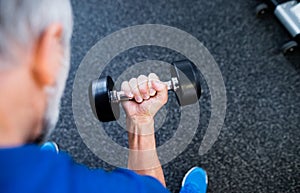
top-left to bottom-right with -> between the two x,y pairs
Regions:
0,0 -> 73,66
0,0 -> 73,146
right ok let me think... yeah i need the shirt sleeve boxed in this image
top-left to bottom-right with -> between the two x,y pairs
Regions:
0,146 -> 170,193
58,153 -> 170,193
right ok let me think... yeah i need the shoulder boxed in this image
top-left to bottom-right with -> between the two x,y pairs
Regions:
0,145 -> 169,193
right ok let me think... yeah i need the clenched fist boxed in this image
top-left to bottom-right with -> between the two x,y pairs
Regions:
121,73 -> 168,124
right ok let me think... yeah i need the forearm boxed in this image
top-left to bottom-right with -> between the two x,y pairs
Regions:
127,118 -> 166,187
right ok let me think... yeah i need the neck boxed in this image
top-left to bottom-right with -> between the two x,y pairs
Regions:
0,65 -> 44,148
0,130 -> 26,148
0,107 -> 43,148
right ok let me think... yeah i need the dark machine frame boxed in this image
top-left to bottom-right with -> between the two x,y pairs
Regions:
256,0 -> 300,54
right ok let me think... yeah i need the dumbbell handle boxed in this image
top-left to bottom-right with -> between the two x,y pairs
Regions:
109,77 -> 179,103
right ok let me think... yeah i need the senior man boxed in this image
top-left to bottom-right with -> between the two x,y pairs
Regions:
0,0 -> 207,193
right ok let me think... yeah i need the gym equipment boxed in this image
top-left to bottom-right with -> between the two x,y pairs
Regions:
255,0 -> 300,54
89,60 -> 202,122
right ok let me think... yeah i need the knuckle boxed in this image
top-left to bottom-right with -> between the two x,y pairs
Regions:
121,81 -> 128,87
148,73 -> 159,80
138,74 -> 147,81
121,82 -> 130,93
129,78 -> 137,84
138,76 -> 148,85
129,78 -> 137,89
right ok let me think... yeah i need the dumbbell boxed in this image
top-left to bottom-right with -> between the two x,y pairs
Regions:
89,60 -> 202,122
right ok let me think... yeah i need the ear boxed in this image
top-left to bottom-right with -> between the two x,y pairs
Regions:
31,23 -> 63,88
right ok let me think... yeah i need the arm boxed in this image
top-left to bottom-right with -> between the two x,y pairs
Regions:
121,73 -> 168,186
127,118 -> 166,186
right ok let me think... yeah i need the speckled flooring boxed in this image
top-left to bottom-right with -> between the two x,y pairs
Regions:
50,0 -> 300,192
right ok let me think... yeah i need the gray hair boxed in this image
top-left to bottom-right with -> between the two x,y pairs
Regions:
0,0 -> 73,64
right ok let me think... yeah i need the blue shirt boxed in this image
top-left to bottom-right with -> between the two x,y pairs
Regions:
0,145 -> 170,193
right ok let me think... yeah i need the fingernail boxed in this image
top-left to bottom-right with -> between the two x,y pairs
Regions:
128,92 -> 134,98
143,94 -> 150,100
136,96 -> 143,103
150,89 -> 156,96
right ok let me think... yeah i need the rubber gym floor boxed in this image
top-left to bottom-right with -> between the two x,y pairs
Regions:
49,0 -> 300,192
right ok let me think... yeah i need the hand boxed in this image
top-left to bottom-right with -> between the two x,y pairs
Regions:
121,73 -> 168,124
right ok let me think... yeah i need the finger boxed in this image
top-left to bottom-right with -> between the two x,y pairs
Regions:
129,78 -> 143,103
137,75 -> 150,100
152,80 -> 168,105
121,81 -> 133,98
151,80 -> 167,92
148,73 -> 165,92
148,73 -> 159,96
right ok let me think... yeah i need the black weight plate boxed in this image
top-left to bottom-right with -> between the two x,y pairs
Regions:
171,60 -> 201,106
89,76 -> 120,122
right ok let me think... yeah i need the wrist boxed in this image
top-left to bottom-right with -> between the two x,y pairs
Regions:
126,116 -> 154,125
127,118 -> 156,150
126,117 -> 154,136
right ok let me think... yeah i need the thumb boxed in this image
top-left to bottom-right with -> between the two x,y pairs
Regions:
151,80 -> 167,92
151,80 -> 168,103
